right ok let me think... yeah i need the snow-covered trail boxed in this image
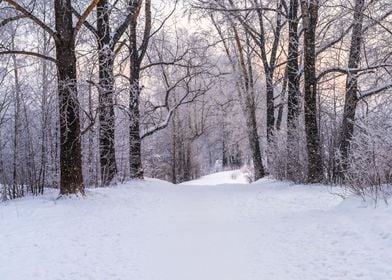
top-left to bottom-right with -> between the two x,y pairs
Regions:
1,171 -> 392,280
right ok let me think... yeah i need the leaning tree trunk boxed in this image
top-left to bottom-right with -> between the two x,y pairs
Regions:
287,0 -> 301,181
97,0 -> 117,186
301,0 -> 323,183
245,51 -> 265,181
244,100 -> 265,181
55,0 -> 84,195
234,26 -> 265,181
339,0 -> 365,175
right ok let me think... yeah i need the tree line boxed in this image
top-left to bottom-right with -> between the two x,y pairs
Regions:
0,0 -> 391,200
189,0 -> 392,200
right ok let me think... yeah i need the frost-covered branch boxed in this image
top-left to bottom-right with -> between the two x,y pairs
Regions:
359,82 -> 392,100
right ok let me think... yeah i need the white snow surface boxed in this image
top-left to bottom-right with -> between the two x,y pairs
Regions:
1,170 -> 392,280
180,169 -> 249,185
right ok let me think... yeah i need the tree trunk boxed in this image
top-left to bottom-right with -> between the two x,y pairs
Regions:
38,42 -> 48,195
301,0 -> 323,183
55,0 -> 84,195
245,101 -> 265,180
97,0 -> 117,186
252,0 -> 282,142
287,0 -> 301,181
129,17 -> 143,179
222,113 -> 229,168
235,26 -> 265,181
87,82 -> 98,187
171,114 -> 177,183
339,0 -> 365,174
266,72 -> 275,141
12,52 -> 20,199
246,71 -> 265,181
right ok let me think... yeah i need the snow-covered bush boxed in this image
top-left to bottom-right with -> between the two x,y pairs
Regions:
267,129 -> 307,183
344,117 -> 392,202
267,130 -> 287,180
240,165 -> 254,183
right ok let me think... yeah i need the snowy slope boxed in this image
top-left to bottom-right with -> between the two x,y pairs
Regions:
1,171 -> 392,280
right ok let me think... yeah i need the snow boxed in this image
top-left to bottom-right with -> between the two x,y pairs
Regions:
1,171 -> 392,280
180,169 -> 249,185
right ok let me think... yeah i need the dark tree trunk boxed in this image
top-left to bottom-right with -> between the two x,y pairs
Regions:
171,115 -> 177,183
222,117 -> 229,168
339,0 -> 365,174
97,0 -> 117,185
184,143 -> 191,181
129,18 -> 143,179
239,30 -> 265,181
287,0 -> 301,181
275,103 -> 284,131
287,0 -> 300,128
245,36 -> 265,181
245,101 -> 265,180
55,0 -> 84,195
126,0 -> 151,180
301,0 -> 323,183
252,0 -> 283,141
266,72 -> 275,141
12,52 -> 20,199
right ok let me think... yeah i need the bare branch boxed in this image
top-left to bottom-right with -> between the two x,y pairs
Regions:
2,0 -> 57,38
74,0 -> 100,35
317,64 -> 392,81
138,0 -> 152,63
359,82 -> 392,100
71,7 -> 98,38
0,50 -> 56,63
0,15 -> 26,28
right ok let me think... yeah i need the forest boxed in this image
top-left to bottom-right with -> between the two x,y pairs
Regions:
1,1 -> 392,280
0,0 -> 391,200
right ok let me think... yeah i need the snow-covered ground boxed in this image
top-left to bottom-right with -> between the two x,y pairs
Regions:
1,170 -> 392,280
180,169 -> 249,185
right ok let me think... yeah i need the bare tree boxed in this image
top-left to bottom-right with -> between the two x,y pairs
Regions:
211,15 -> 265,180
2,0 -> 99,195
128,0 -> 150,179
286,0 -> 301,181
301,0 -> 323,183
75,0 -> 141,186
338,0 -> 366,175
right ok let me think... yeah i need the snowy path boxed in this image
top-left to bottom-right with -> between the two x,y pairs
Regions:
1,171 -> 392,280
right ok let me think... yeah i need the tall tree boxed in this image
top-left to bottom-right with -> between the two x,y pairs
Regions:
211,15 -> 265,180
96,0 -> 117,186
3,0 -> 99,195
300,0 -> 323,183
77,0 -> 138,185
128,0 -> 151,179
286,0 -> 301,181
338,0 -> 365,175
216,0 -> 285,141
251,0 -> 283,141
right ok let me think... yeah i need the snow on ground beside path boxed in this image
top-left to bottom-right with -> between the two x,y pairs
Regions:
180,169 -> 249,185
1,171 -> 392,280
